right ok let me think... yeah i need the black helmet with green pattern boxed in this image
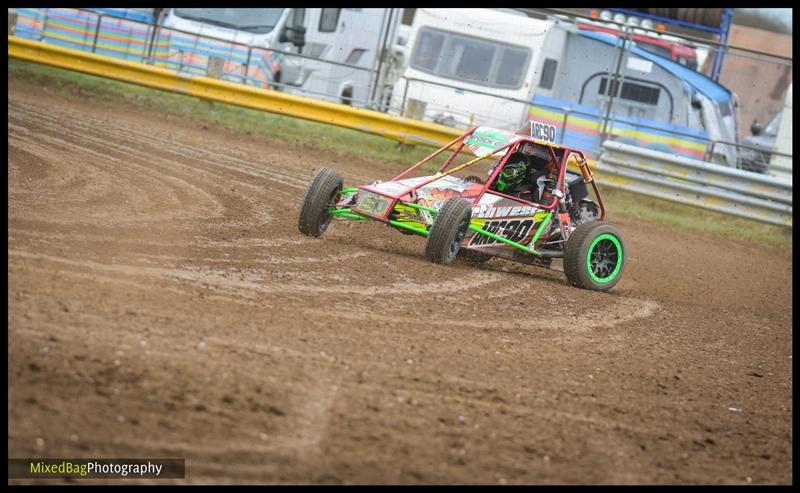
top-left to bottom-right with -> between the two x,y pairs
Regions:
495,153 -> 529,193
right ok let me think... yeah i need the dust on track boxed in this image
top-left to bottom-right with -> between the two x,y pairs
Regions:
8,84 -> 792,484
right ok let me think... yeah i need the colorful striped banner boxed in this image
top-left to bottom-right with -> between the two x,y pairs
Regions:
12,8 -> 282,88
528,95 -> 709,160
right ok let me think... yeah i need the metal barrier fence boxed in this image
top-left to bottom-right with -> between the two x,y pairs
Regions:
597,141 -> 792,227
8,35 -> 462,147
10,7 -> 392,109
391,75 -> 793,178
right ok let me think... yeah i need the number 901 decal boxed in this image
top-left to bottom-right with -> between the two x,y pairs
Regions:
529,121 -> 557,144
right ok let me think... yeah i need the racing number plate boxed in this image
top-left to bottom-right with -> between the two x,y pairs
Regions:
529,120 -> 558,143
354,190 -> 391,217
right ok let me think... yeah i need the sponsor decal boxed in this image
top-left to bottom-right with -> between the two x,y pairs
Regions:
464,127 -> 520,157
393,204 -> 426,224
469,219 -> 535,246
472,204 -> 539,219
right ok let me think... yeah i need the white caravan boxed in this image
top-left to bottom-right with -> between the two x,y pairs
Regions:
388,8 -> 557,128
162,8 -> 402,106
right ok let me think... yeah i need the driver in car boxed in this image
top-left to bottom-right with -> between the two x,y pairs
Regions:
491,145 -> 558,205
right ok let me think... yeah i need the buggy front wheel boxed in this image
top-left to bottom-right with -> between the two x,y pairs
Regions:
298,168 -> 343,237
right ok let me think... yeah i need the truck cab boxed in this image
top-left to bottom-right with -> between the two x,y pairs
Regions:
162,8 -> 400,106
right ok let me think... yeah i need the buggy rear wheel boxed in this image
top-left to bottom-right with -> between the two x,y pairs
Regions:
563,220 -> 625,291
298,168 -> 343,237
425,197 -> 472,265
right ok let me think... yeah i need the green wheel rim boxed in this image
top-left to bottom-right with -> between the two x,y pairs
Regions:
586,233 -> 622,284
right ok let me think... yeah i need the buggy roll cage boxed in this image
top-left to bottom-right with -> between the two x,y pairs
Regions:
384,126 -> 605,219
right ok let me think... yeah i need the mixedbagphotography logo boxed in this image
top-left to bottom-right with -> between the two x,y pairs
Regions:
8,458 -> 185,479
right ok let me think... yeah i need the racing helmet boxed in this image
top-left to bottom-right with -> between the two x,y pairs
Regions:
495,153 -> 529,192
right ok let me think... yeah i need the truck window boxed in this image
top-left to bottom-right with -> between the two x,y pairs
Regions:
538,58 -> 558,90
319,8 -> 340,32
598,77 -> 660,106
173,8 -> 285,34
718,100 -> 733,118
619,82 -> 660,106
688,102 -> 705,131
598,77 -> 619,97
764,108 -> 783,135
285,8 -> 305,29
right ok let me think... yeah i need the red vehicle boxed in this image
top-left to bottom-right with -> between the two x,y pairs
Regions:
298,123 -> 626,291
578,23 -> 698,70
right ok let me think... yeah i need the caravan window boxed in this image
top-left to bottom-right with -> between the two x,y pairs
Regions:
412,30 -> 446,72
441,36 -> 496,84
496,47 -> 529,88
319,8 -> 340,32
410,28 -> 531,89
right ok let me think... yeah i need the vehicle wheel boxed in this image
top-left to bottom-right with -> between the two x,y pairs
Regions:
271,71 -> 282,91
457,249 -> 492,264
563,220 -> 625,291
341,87 -> 353,106
298,168 -> 343,237
425,196 -> 472,265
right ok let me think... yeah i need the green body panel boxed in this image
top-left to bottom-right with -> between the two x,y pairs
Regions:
329,197 -> 557,257
328,194 -> 560,258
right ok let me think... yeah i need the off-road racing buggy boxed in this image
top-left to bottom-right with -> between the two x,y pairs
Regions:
298,122 -> 625,291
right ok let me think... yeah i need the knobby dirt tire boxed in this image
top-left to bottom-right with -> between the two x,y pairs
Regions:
298,168 -> 343,237
425,197 -> 472,265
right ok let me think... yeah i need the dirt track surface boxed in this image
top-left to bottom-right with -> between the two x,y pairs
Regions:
8,84 -> 793,484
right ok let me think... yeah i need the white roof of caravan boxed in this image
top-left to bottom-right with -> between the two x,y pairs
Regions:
414,8 -> 553,47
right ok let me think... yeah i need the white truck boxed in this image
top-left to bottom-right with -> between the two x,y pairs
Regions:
161,8 -> 402,106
